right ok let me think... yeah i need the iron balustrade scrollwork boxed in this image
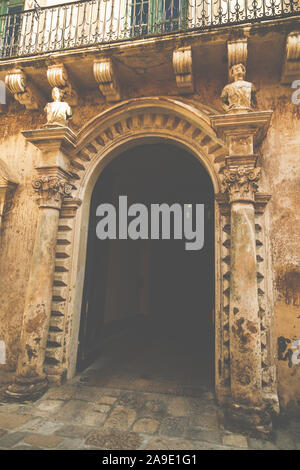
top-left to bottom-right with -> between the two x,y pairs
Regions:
0,0 -> 299,58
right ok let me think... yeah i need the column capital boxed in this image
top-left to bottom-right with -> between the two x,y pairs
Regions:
222,166 -> 261,203
33,167 -> 73,210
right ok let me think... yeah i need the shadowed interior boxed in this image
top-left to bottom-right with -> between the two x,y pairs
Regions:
77,143 -> 215,395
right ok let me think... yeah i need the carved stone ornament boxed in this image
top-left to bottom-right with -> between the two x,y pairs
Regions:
5,68 -> 43,110
221,64 -> 256,113
222,166 -> 261,202
172,46 -> 194,94
227,39 -> 248,78
281,32 -> 300,84
33,175 -> 72,209
93,59 -> 120,102
47,63 -> 78,106
44,87 -> 72,127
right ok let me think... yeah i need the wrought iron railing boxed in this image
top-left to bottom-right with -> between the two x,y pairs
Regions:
0,0 -> 299,58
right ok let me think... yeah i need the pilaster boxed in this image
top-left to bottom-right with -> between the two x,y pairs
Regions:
6,126 -> 76,401
211,109 -> 276,436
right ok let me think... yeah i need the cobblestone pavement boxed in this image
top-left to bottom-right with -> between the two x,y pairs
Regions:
0,375 -> 299,450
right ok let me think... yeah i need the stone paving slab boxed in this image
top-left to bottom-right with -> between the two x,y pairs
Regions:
54,424 -> 95,439
103,407 -> 137,431
0,377 -> 298,450
0,431 -> 28,448
0,428 -> 7,438
144,437 -> 195,450
0,413 -> 32,430
186,427 -> 222,444
85,429 -> 144,450
222,434 -> 248,448
18,417 -> 65,435
57,438 -> 87,450
23,433 -> 64,449
159,417 -> 189,438
133,418 -> 160,434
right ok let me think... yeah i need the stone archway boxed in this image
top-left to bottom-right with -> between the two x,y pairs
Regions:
76,142 -> 216,388
52,98 -> 228,400
9,97 -> 279,435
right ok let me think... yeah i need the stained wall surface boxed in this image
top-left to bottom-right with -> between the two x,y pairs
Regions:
0,71 -> 299,410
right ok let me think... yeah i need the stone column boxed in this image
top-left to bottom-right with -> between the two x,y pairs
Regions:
211,110 -> 274,435
224,164 -> 263,403
6,127 -> 76,401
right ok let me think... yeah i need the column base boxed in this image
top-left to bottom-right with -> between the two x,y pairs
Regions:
224,401 -> 273,439
5,374 -> 48,402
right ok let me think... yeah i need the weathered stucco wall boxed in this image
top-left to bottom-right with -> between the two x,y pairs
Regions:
0,74 -> 299,410
260,83 -> 300,411
0,107 -> 42,369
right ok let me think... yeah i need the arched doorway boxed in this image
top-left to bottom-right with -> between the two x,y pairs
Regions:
76,142 -> 215,395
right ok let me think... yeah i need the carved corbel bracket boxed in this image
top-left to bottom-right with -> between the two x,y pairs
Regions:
227,39 -> 248,79
281,32 -> 300,84
47,63 -> 78,106
5,68 -> 44,110
172,46 -> 194,95
0,160 -> 18,225
93,59 -> 121,102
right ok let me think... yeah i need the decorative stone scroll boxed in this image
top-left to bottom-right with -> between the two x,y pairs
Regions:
227,39 -> 248,79
172,46 -> 194,94
5,68 -> 44,110
33,174 -> 73,210
281,32 -> 300,84
47,63 -> 78,106
93,59 -> 121,102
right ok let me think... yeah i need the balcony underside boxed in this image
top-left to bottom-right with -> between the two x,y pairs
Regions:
0,15 -> 299,109
0,0 -> 300,59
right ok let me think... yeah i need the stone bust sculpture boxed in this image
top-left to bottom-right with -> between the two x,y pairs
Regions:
44,87 -> 72,127
221,64 -> 256,113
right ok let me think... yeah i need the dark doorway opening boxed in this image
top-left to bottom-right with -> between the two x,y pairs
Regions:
77,143 -> 215,396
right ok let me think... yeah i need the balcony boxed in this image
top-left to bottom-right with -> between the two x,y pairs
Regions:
0,0 -> 299,59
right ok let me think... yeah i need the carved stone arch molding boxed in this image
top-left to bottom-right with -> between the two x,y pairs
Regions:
14,97 -> 278,434
45,98 -> 231,396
